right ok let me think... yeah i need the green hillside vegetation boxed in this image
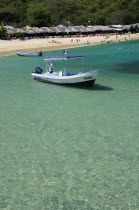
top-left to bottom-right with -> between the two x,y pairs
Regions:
0,0 -> 139,27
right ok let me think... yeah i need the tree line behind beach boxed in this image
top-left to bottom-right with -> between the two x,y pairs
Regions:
0,0 -> 139,28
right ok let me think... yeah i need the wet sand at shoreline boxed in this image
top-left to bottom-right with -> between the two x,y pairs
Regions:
0,33 -> 139,56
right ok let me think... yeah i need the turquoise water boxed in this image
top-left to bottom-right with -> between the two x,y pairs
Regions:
0,40 -> 139,209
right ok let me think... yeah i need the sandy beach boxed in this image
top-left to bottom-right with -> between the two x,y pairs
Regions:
0,33 -> 139,56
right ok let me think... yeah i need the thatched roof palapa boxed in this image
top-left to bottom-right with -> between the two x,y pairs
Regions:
20,26 -> 36,34
49,27 -> 62,33
5,24 -> 136,36
7,28 -> 17,35
57,25 -> 70,33
40,27 -> 52,33
68,26 -> 78,33
73,26 -> 87,33
16,28 -> 26,33
86,26 -> 95,32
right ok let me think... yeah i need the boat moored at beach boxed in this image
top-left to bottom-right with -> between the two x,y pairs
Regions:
16,51 -> 43,56
31,56 -> 101,86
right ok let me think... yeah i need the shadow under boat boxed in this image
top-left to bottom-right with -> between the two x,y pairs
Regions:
63,83 -> 113,90
34,78 -> 113,91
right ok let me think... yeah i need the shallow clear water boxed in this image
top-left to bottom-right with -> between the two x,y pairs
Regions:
0,40 -> 139,209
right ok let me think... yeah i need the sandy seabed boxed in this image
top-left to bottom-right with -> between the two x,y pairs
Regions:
0,33 -> 139,56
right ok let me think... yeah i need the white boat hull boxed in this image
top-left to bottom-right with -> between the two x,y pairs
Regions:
16,51 -> 43,57
31,70 -> 101,86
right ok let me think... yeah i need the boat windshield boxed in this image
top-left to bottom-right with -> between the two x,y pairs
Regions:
44,56 -> 85,73
44,56 -> 85,61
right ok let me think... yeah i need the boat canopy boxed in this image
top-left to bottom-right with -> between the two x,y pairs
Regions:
44,56 -> 85,61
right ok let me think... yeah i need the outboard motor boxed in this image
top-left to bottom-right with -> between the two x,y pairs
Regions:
35,66 -> 43,74
39,51 -> 43,56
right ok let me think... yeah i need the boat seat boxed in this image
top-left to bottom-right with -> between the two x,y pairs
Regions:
59,71 -> 63,76
52,72 -> 58,76
63,72 -> 71,76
